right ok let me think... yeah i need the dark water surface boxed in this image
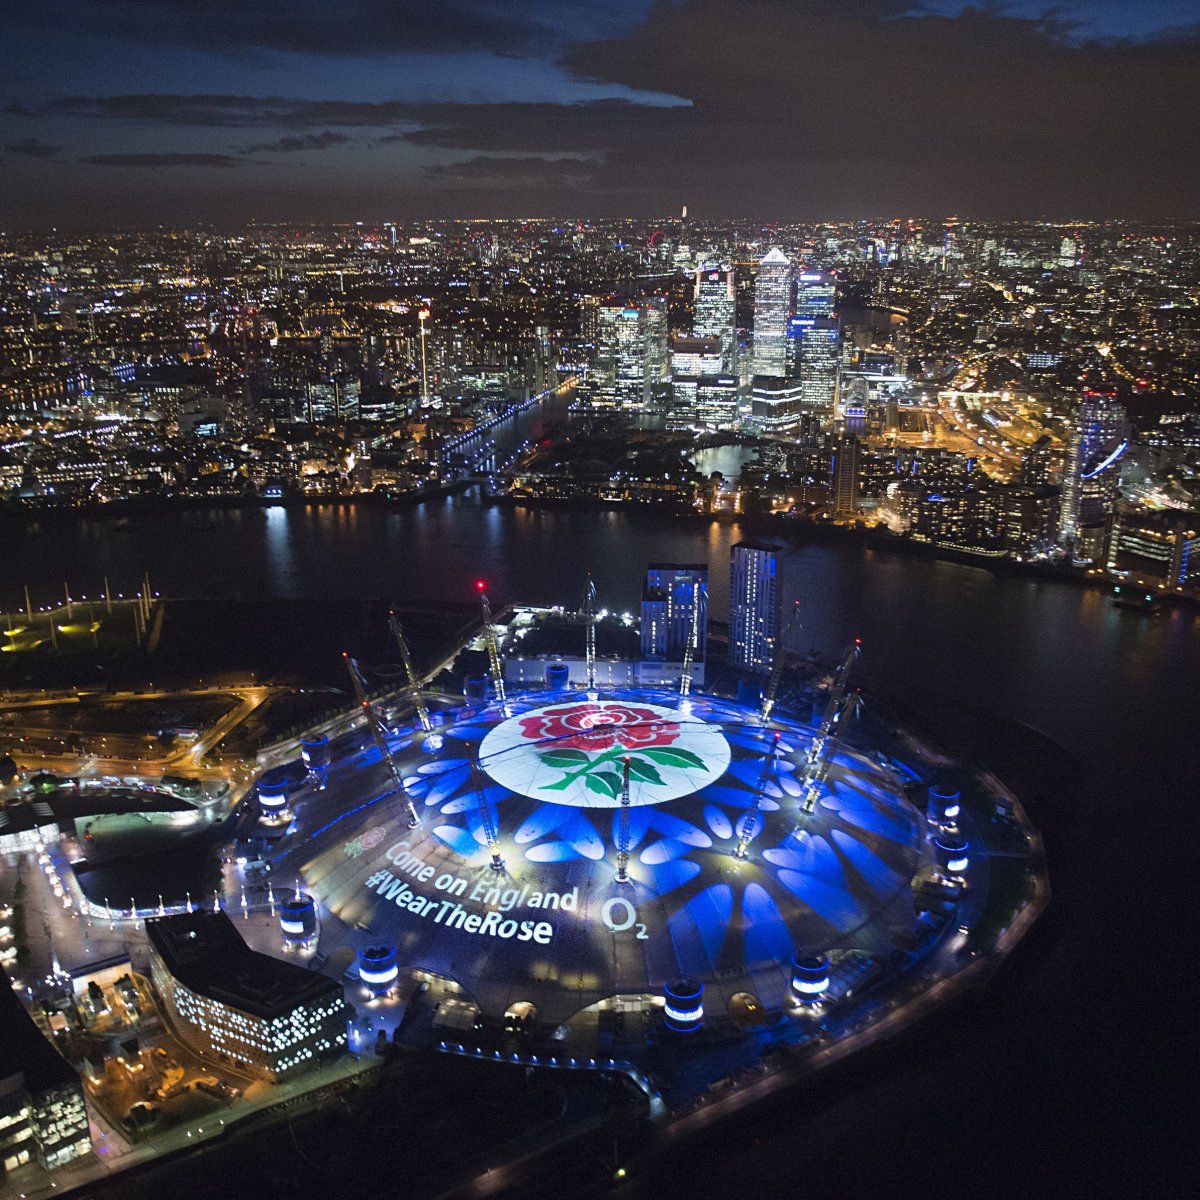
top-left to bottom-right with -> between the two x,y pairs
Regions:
3,418 -> 1195,1195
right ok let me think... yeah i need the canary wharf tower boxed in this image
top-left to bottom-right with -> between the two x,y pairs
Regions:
753,247 -> 793,377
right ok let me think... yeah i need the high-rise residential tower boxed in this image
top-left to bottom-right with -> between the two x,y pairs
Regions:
729,541 -> 781,673
1059,389 -> 1127,554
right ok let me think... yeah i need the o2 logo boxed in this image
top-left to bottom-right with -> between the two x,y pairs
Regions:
601,897 -> 648,940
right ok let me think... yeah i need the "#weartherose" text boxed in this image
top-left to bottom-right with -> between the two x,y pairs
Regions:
362,869 -> 556,943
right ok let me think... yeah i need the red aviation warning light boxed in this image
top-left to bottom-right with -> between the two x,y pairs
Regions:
474,579 -> 487,593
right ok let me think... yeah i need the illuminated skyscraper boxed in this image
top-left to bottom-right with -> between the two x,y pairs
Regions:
694,267 -> 737,373
590,298 -> 669,409
729,541 -> 781,673
753,248 -> 792,377
1059,390 -> 1127,554
791,270 -> 839,415
832,434 -> 862,517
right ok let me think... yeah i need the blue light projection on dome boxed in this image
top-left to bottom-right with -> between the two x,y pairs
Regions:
285,687 -> 931,1025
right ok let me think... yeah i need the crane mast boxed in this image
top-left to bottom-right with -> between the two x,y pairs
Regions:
584,575 -> 597,692
470,761 -> 505,873
760,602 -> 802,723
797,640 -> 862,817
343,652 -> 420,827
734,731 -> 781,859
615,756 -> 632,883
476,583 -> 509,715
679,581 -> 703,698
388,610 -> 432,733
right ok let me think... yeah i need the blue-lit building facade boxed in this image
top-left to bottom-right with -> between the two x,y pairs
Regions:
1060,389 -> 1128,556
640,564 -> 708,681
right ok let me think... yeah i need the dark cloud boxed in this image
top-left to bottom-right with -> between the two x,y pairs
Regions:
424,154 -> 601,188
80,152 -> 243,168
44,94 -> 419,129
6,138 -> 62,158
6,0 -> 1200,221
237,130 -> 351,154
11,0 -> 647,59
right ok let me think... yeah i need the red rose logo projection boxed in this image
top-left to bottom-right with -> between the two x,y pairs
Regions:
481,701 -> 730,807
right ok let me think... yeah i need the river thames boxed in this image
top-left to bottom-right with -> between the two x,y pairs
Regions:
1,400 -> 1195,1196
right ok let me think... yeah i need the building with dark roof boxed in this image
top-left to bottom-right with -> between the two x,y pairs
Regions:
145,911 -> 348,1081
0,971 -> 91,1178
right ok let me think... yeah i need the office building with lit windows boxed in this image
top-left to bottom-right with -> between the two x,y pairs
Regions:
729,541 -> 781,672
693,267 -> 737,372
146,911 -> 349,1082
0,971 -> 91,1178
753,248 -> 792,377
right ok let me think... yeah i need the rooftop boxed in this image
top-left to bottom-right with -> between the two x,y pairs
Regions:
145,910 -> 342,1021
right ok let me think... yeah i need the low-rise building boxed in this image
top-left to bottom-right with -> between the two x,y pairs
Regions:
145,911 -> 349,1082
1,972 -> 92,1179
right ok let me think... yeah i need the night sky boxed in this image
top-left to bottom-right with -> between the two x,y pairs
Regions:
3,0 -> 1199,227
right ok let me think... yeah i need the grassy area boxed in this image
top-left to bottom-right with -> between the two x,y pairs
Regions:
0,694 -> 240,738
974,852 -> 1036,944
216,690 -> 347,758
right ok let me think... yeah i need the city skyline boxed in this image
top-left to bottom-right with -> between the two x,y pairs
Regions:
5,0 -> 1200,226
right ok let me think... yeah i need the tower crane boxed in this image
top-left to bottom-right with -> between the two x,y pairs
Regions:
343,652 -> 420,827
796,640 -> 862,818
387,610 -> 432,733
583,575 -> 598,692
474,580 -> 509,715
759,602 -> 803,723
734,731 -> 781,859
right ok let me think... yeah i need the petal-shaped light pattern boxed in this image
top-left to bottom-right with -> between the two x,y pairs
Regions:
515,804 -> 583,844
776,773 -> 803,798
444,722 -> 489,742
560,813 -> 605,860
612,806 -> 654,853
646,859 -> 703,896
835,802 -> 913,844
704,804 -> 734,840
763,833 -> 847,885
669,883 -> 733,977
420,767 -> 472,808
728,760 -> 782,790
776,870 -> 865,931
417,758 -> 471,777
742,882 -> 793,969
290,685 -> 932,1026
697,785 -> 779,812
433,825 -> 483,858
525,841 -> 588,863
831,828 -> 905,895
640,837 -> 696,865
645,811 -> 712,848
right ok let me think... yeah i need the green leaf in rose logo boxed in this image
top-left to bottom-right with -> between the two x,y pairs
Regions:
539,748 -> 590,768
639,747 -> 707,771
584,771 -> 622,800
625,757 -> 665,786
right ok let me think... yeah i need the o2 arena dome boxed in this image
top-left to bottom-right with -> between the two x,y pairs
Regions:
281,686 -> 934,1028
